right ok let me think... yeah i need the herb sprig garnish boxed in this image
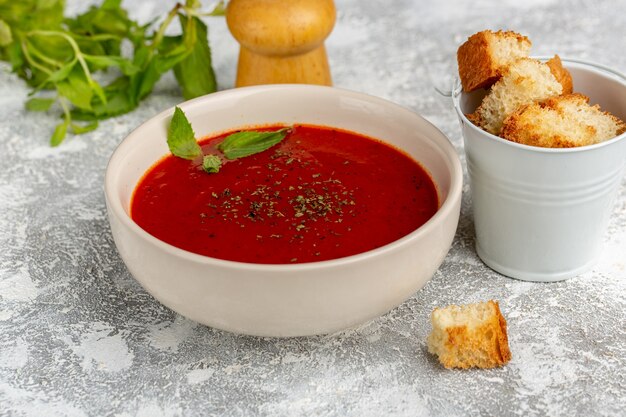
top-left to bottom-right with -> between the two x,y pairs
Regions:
0,0 -> 224,146
218,128 -> 291,159
202,154 -> 221,173
167,106 -> 291,174
167,106 -> 201,160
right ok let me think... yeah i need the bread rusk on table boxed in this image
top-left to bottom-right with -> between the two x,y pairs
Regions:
468,57 -> 564,135
457,30 -> 531,92
501,93 -> 626,148
427,300 -> 511,369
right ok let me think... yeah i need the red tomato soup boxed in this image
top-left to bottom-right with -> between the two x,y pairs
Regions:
131,125 -> 438,264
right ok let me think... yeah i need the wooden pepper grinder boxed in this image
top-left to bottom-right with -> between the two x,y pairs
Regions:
226,0 -> 336,87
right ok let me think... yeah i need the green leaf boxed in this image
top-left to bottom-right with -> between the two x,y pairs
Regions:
56,66 -> 93,110
181,12 -> 198,49
92,12 -> 131,38
71,120 -> 98,134
173,16 -> 216,100
154,44 -> 190,73
102,0 -> 122,10
25,97 -> 55,111
6,41 -> 24,72
71,79 -> 136,120
89,79 -> 107,104
131,44 -> 150,68
135,62 -> 162,101
65,0 -> 134,51
167,106 -> 201,160
124,46 -> 158,104
202,154 -> 221,173
27,33 -> 74,62
0,19 -> 12,46
218,128 -> 291,160
45,61 -> 76,84
128,45 -> 168,102
50,119 -> 69,146
94,91 -> 134,118
0,0 -> 64,33
83,54 -> 139,75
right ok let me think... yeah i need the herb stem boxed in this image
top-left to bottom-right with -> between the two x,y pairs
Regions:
150,4 -> 181,55
30,31 -> 91,78
20,39 -> 52,75
24,39 -> 64,69
191,1 -> 226,17
27,30 -> 104,103
70,33 -> 122,42
58,96 -> 71,123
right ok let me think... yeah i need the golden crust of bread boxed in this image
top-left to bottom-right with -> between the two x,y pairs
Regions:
457,30 -> 531,92
501,93 -> 626,148
466,111 -> 482,126
458,30 -> 625,148
427,300 -> 511,369
546,55 -> 573,94
467,57 -> 563,135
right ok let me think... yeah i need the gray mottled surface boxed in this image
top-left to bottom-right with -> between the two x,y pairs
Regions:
1,0 -> 625,416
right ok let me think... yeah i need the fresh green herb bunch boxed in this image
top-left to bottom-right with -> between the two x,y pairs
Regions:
0,0 -> 224,145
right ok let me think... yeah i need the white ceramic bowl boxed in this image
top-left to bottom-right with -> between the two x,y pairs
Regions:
454,58 -> 626,282
105,85 -> 462,337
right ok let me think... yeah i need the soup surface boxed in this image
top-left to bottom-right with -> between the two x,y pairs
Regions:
131,125 -> 438,264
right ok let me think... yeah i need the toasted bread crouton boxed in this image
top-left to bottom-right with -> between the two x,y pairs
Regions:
457,30 -> 531,92
501,93 -> 626,147
546,55 -> 573,94
427,300 -> 511,369
469,58 -> 563,135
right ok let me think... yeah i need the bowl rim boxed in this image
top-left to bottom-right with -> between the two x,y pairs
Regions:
105,84 -> 463,271
452,56 -> 626,154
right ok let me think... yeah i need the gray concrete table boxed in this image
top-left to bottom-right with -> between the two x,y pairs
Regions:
1,1 -> 625,416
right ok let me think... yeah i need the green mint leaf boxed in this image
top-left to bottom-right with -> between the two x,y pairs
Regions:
56,66 -> 94,110
50,119 -> 69,147
167,106 -> 201,160
6,41 -> 25,73
26,35 -> 74,68
83,55 -> 140,75
131,45 -> 151,68
44,61 -> 76,85
0,19 -> 12,46
173,16 -> 217,100
67,0 -> 133,42
202,154 -> 221,173
0,0 -> 64,33
99,92 -> 136,117
218,128 -> 291,160
25,97 -> 55,112
131,61 -> 160,102
71,77 -> 137,120
71,121 -> 99,134
102,0 -> 123,10
89,79 -> 107,105
152,35 -> 194,76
